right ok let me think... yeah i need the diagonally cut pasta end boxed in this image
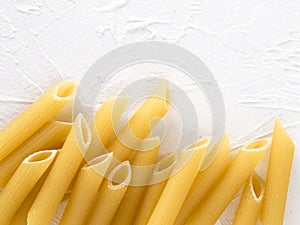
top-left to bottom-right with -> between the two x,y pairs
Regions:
23,150 -> 58,164
174,138 -> 210,172
108,161 -> 131,190
242,138 -> 271,153
200,131 -> 230,171
274,118 -> 295,150
149,153 -> 178,184
53,80 -> 77,101
138,136 -> 161,152
187,138 -> 210,152
74,114 -> 92,151
87,152 -> 113,168
154,153 -> 177,174
250,173 -> 265,203
85,152 -> 113,176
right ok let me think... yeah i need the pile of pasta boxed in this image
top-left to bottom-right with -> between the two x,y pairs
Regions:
0,79 -> 295,225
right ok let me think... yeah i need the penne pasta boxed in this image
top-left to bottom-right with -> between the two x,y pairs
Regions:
111,137 -> 160,225
175,133 -> 230,225
68,97 -> 127,192
233,173 -> 264,225
0,75 -> 295,225
0,80 -> 76,162
28,114 -> 91,225
85,97 -> 128,160
186,138 -> 271,225
260,119 -> 295,225
107,79 -> 170,161
87,161 -> 132,225
133,153 -> 178,225
10,165 -> 53,225
0,120 -> 72,187
147,138 -> 209,225
0,150 -> 57,225
60,153 -> 113,225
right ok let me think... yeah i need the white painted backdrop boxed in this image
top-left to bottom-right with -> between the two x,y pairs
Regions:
0,0 -> 299,224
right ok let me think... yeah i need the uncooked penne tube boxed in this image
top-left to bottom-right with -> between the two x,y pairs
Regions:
0,150 -> 57,225
233,173 -> 264,225
87,161 -> 132,225
0,80 -> 76,162
60,153 -> 113,225
186,138 -> 271,225
10,165 -> 52,225
0,120 -> 72,187
175,133 -> 230,225
28,114 -> 91,225
133,153 -> 178,225
85,97 -> 128,160
68,97 -> 128,192
111,137 -> 160,225
261,119 -> 295,225
107,79 -> 170,161
147,138 -> 209,225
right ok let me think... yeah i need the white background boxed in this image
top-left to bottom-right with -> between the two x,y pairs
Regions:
0,0 -> 299,224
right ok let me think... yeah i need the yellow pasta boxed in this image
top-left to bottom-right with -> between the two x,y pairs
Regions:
261,119 -> 295,225
107,79 -> 170,161
1,74 -> 296,225
68,97 -> 128,192
0,120 -> 72,187
0,150 -> 57,225
85,97 -> 128,160
147,138 -> 209,225
28,114 -> 91,225
133,153 -> 178,225
87,161 -> 132,225
0,80 -> 76,162
60,153 -> 113,225
175,133 -> 230,225
111,137 -> 160,225
186,138 -> 271,225
233,173 -> 264,225
10,165 -> 52,225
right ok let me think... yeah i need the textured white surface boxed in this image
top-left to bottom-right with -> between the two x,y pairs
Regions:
0,0 -> 299,224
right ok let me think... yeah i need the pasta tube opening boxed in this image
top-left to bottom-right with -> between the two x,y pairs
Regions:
74,114 -> 92,150
138,136 -> 160,152
0,80 -> 76,162
146,153 -> 178,185
244,138 -> 270,152
25,150 -> 57,164
0,150 -> 57,225
232,173 -> 265,225
172,138 -> 210,174
0,120 -> 71,188
54,80 -> 77,100
250,173 -> 264,202
154,154 -> 177,175
86,152 -> 113,176
187,138 -> 210,151
186,138 -> 270,225
108,161 -> 131,190
87,152 -> 113,168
